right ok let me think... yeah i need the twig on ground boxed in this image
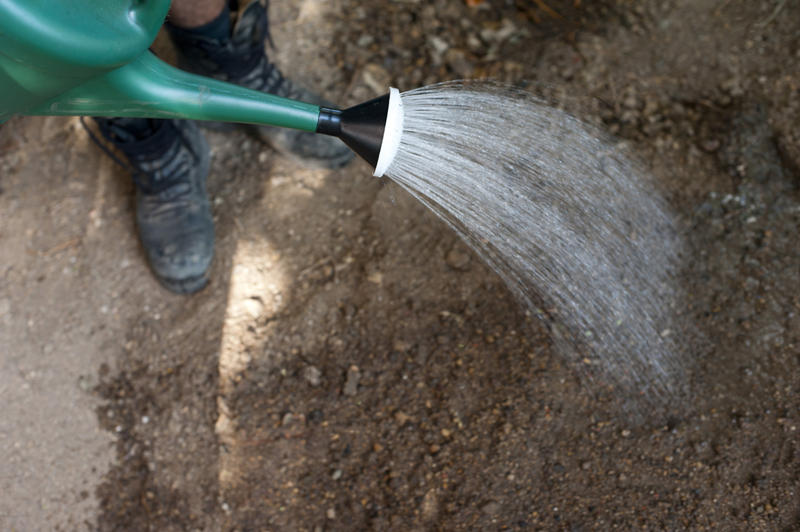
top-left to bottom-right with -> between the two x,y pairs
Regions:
40,237 -> 81,256
758,0 -> 788,28
534,0 -> 563,19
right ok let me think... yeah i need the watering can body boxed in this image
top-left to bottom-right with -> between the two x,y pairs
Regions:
0,0 -> 320,131
0,0 -> 171,121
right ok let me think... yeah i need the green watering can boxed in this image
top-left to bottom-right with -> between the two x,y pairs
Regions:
0,0 -> 402,174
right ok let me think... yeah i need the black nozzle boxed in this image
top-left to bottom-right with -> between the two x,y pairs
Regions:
316,93 -> 390,168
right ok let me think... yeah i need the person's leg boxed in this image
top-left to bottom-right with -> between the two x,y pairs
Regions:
166,0 -> 354,169
89,0 -> 225,294
169,0 -> 227,28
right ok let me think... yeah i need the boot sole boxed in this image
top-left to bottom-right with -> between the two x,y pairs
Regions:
158,272 -> 210,295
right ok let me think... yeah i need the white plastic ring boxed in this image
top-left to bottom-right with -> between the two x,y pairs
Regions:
373,87 -> 403,177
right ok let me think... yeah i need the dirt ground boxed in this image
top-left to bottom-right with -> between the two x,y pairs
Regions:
1,0 -> 799,530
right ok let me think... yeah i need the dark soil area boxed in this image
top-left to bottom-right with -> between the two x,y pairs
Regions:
77,0 -> 800,530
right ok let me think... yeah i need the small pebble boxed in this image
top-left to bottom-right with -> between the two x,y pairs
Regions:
482,501 -> 501,516
395,411 -> 412,425
343,365 -> 360,396
445,246 -> 471,270
422,489 -> 439,522
242,297 -> 264,319
303,366 -> 322,387
392,339 -> 412,352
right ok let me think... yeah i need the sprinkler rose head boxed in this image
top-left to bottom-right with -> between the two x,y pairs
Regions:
316,87 -> 403,177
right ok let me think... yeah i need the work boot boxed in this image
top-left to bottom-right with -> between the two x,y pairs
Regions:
93,118 -> 214,294
167,0 -> 354,169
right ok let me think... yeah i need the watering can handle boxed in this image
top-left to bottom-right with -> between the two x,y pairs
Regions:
0,0 -> 173,121
27,51 -> 322,133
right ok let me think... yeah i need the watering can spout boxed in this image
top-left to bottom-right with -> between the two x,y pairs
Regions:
29,52 -> 401,172
317,88 -> 403,177
30,51 -> 323,133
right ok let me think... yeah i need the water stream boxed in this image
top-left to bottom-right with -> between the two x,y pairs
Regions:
383,82 -> 686,407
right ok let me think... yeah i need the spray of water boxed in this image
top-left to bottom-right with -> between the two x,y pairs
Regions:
383,81 -> 685,407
